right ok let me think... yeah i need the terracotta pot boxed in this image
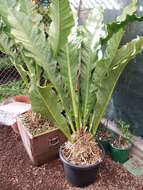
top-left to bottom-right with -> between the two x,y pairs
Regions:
14,95 -> 30,103
11,95 -> 31,134
17,116 -> 66,166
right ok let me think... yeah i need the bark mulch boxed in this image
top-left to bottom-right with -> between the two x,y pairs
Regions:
0,125 -> 143,190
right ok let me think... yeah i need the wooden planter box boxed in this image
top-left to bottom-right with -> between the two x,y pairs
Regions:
17,117 -> 66,166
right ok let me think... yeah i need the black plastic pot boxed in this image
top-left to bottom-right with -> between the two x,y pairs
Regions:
97,138 -> 110,153
96,127 -> 113,154
59,143 -> 105,187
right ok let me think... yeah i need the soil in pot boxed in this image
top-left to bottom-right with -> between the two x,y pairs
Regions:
96,125 -> 113,153
59,131 -> 105,187
18,111 -> 56,136
110,136 -> 132,163
17,111 -> 66,166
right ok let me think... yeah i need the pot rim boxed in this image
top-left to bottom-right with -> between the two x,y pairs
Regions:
109,141 -> 132,150
97,136 -> 111,142
59,142 -> 105,170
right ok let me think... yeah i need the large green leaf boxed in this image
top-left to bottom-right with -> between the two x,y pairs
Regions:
89,30 -> 123,130
49,0 -> 74,57
80,9 -> 105,128
29,84 -> 72,141
0,32 -> 30,88
8,12 -> 47,67
58,43 -> 79,130
92,37 -> 143,135
80,42 -> 97,128
101,0 -> 143,44
0,0 -> 16,29
0,1 -> 48,70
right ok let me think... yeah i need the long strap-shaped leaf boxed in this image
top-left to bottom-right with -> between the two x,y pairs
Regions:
49,0 -> 74,57
89,28 -> 124,131
81,43 -> 97,128
101,0 -> 143,45
80,9 -> 104,128
58,43 -> 79,130
92,37 -> 143,135
29,84 -> 72,141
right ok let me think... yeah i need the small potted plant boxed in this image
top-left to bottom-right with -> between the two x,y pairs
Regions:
110,120 -> 132,163
96,121 -> 113,153
0,0 -> 143,187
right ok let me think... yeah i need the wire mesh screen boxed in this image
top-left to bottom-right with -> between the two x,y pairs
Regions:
0,52 -> 26,102
39,0 -> 50,7
0,53 -> 21,85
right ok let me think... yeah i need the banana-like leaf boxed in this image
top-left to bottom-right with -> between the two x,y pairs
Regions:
92,37 -> 143,135
117,0 -> 137,22
91,28 -> 124,91
0,0 -> 16,29
29,84 -> 71,141
0,1 -> 48,69
58,43 -> 79,130
101,0 -> 143,44
80,9 -> 105,128
89,29 -> 124,130
49,0 -> 74,57
80,42 -> 97,127
8,12 -> 47,67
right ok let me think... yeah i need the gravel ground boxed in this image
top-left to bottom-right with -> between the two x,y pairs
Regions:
0,125 -> 143,190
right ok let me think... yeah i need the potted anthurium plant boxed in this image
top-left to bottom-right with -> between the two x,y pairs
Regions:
1,0 -> 143,186
110,120 -> 132,163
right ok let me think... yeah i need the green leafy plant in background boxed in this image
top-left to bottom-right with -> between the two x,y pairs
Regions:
0,80 -> 26,102
117,120 -> 132,144
0,55 -> 13,70
0,0 -> 143,143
